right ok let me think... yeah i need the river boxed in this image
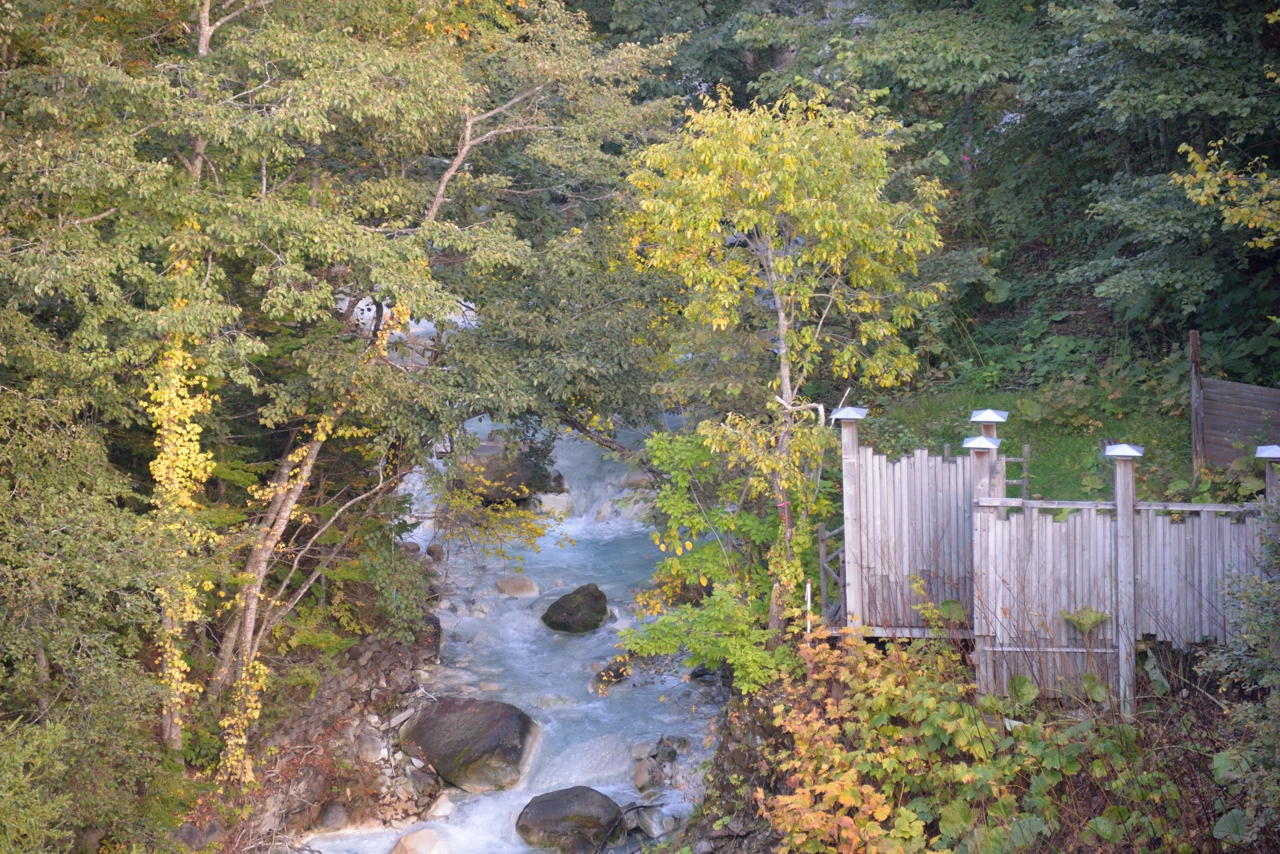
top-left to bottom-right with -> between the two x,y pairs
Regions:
309,433 -> 725,854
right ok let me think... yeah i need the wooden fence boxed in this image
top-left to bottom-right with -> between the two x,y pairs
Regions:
832,412 -> 1270,710
1190,330 -> 1280,467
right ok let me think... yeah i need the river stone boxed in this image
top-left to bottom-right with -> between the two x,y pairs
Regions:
541,584 -> 608,633
637,807 -> 675,839
389,828 -> 448,854
315,801 -> 349,830
515,786 -> 624,854
634,757 -> 662,791
496,576 -> 539,598
357,733 -> 383,763
400,698 -> 540,793
425,792 -> 454,819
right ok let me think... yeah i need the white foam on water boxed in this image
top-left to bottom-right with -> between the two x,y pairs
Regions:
311,440 -> 721,854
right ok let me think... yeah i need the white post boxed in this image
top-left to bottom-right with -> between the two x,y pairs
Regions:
1257,446 -> 1280,506
971,409 -> 1009,516
964,432 -> 1002,695
832,406 -> 867,629
1107,443 -> 1143,716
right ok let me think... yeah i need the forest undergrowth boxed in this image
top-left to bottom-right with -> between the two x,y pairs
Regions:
665,568 -> 1280,854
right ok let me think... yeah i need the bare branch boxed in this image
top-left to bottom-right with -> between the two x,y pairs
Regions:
67,207 -> 118,227
211,0 -> 274,33
472,84 -> 547,125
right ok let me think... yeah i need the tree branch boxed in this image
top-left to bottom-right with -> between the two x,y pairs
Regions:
211,0 -> 274,33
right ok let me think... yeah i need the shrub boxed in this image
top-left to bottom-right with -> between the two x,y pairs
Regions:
759,627 -> 1257,854
763,630 -> 1062,854
1198,537 -> 1280,845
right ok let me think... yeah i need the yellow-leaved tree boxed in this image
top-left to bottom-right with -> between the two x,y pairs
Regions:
628,91 -> 942,638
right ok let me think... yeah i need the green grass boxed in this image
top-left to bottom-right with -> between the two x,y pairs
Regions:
857,389 -> 1194,502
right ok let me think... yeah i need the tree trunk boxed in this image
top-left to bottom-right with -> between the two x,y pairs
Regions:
764,581 -> 786,650
234,438 -> 325,680
160,607 -> 184,751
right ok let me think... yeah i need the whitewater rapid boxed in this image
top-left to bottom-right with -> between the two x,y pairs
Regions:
309,433 -> 724,854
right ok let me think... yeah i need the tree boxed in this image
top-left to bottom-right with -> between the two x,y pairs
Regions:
1,0 -> 675,789
626,92 -> 940,653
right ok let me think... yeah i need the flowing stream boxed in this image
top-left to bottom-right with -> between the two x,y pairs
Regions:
310,433 -> 725,854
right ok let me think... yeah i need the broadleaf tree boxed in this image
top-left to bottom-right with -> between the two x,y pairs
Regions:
624,92 -> 941,673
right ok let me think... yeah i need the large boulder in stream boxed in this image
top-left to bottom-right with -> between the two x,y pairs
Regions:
516,786 -> 625,854
541,584 -> 608,633
400,698 -> 540,793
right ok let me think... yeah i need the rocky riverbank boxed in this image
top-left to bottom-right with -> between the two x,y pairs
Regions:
177,576 -> 730,854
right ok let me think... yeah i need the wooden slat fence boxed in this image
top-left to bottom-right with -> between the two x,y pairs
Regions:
972,501 -> 1120,698
835,418 -> 1270,708
1189,332 -> 1280,467
848,446 -> 975,636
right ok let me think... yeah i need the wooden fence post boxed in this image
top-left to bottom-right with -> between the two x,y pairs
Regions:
1190,331 -> 1205,476
833,406 -> 868,629
1258,446 -> 1280,506
965,432 -> 1002,695
1107,443 -> 1143,716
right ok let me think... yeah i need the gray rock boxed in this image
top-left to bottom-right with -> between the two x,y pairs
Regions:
637,807 -> 675,839
316,801 -> 349,830
173,823 -> 205,850
357,733 -> 383,763
541,584 -> 608,633
634,757 -> 662,791
515,787 -> 624,854
389,828 -> 448,854
654,737 -> 678,763
283,765 -> 328,822
407,766 -> 440,799
694,842 -> 715,854
630,741 -> 655,760
425,792 -> 454,819
202,819 -> 226,848
620,469 -> 653,489
496,576 -> 539,597
400,697 -> 540,793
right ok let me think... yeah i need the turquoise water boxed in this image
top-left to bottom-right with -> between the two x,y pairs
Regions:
310,440 -> 723,854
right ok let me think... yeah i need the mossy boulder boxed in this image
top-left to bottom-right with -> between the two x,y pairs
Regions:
516,786 -> 625,854
400,698 -> 540,793
541,583 -> 608,633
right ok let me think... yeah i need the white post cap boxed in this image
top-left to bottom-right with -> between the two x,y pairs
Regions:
969,409 -> 1009,423
1256,444 -> 1280,459
1104,443 -> 1145,459
962,435 -> 1002,450
831,406 -> 869,422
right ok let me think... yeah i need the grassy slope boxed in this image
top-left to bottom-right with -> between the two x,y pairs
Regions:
858,389 -> 1194,502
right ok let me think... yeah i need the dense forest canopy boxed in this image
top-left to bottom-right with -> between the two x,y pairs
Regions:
2,0 -> 1280,849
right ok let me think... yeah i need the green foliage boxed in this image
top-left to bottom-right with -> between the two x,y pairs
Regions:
763,628 -> 1251,854
733,0 -> 1280,384
622,584 -> 797,692
0,408 -> 173,834
1197,528 -> 1280,844
0,720 -> 71,853
765,630 -> 1062,854
630,90 -> 943,391
624,429 -> 797,690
